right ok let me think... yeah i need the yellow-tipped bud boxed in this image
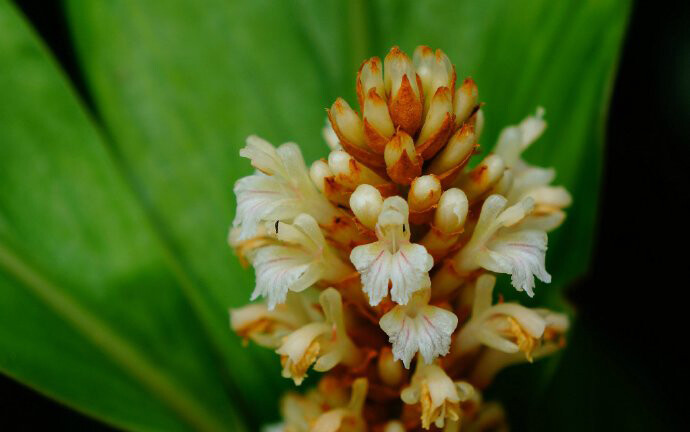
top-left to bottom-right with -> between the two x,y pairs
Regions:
427,123 -> 477,175
434,188 -> 468,234
408,175 -> 442,213
384,47 -> 423,135
456,154 -> 506,201
350,184 -> 384,230
378,347 -> 405,387
328,150 -> 388,189
454,78 -> 478,127
384,131 -> 421,185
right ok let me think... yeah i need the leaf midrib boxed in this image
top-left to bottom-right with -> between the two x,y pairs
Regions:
0,242 -> 229,432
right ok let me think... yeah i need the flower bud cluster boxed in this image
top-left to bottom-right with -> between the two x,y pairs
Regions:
229,46 -> 571,430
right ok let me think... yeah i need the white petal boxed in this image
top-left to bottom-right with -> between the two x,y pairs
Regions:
389,243 -> 433,305
251,246 -> 322,309
350,242 -> 392,306
480,229 -> 550,296
380,304 -> 457,368
519,211 -> 566,232
233,174 -> 303,240
519,107 -> 546,149
240,135 -> 288,176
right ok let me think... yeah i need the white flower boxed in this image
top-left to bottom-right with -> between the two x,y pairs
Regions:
322,118 -> 342,151
230,290 -> 322,348
494,107 -> 547,169
233,135 -> 338,240
454,195 -> 550,296
455,275 -> 547,359
251,214 -> 351,310
350,196 -> 434,306
280,390 -> 326,432
276,288 -> 360,385
380,290 -> 458,368
310,378 -> 368,432
493,108 -> 571,231
401,362 -> 477,429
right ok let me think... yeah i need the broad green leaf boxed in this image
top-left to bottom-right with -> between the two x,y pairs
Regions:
0,3 -> 245,431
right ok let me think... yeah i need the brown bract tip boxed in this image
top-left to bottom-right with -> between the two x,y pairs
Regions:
388,74 -> 423,136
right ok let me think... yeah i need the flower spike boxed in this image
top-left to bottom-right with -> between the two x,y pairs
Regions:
229,45 -> 572,430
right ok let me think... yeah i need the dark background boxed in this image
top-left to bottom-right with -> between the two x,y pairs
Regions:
2,0 -> 689,430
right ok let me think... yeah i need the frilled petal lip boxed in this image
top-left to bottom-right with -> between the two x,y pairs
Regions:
480,229 -> 551,297
350,241 -> 433,306
380,304 -> 458,368
251,245 -> 323,310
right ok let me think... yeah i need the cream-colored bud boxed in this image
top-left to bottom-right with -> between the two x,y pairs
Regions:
408,175 -> 442,212
309,159 -> 333,193
416,86 -> 454,160
329,98 -> 366,149
363,88 -> 395,153
413,46 -> 454,114
384,47 -> 423,135
383,421 -> 406,432
357,57 -> 385,107
377,347 -> 405,387
384,131 -> 421,185
475,108 -> 485,139
427,123 -> 477,175
456,154 -> 506,201
454,78 -> 478,126
527,186 -> 573,209
434,188 -> 468,233
350,184 -> 383,230
328,150 -> 387,189
384,46 -> 420,98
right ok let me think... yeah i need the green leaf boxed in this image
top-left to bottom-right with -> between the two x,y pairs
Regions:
0,3 -> 244,431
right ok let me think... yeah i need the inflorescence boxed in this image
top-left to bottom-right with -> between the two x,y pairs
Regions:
229,46 -> 571,432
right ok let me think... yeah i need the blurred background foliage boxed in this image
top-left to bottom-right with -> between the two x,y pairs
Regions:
2,0 -> 684,430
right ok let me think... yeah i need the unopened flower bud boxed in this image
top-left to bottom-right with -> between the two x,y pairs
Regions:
420,188 -> 469,261
378,346 -> 405,387
384,131 -> 421,185
329,98 -> 366,149
454,78 -> 478,127
329,150 -> 387,189
310,159 -> 333,193
408,175 -> 442,213
357,57 -> 385,108
427,123 -> 477,175
363,88 -> 395,153
384,46 -> 423,135
526,186 -> 573,209
491,167 -> 514,196
350,184 -> 383,230
413,46 -> 455,114
475,108 -> 485,139
434,188 -> 468,234
457,154 -> 506,201
383,420 -> 406,432
322,119 -> 341,150
416,86 -> 455,160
